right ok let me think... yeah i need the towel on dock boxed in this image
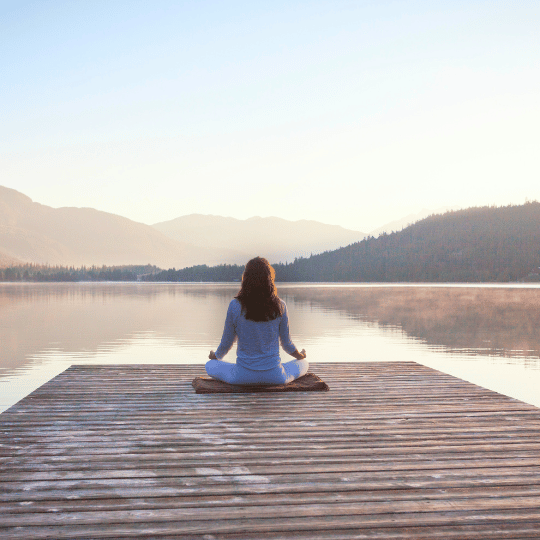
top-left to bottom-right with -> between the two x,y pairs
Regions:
192,372 -> 329,394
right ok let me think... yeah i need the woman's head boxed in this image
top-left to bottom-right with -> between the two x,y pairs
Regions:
236,257 -> 282,321
242,257 -> 276,292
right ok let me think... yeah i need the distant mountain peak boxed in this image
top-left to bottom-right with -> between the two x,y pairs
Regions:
0,186 -> 241,268
152,214 -> 367,265
0,185 -> 33,206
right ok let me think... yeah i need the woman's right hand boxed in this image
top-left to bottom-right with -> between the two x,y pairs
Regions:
293,348 -> 306,360
208,350 -> 218,360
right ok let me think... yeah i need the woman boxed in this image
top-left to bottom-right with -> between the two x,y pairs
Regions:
206,257 -> 308,385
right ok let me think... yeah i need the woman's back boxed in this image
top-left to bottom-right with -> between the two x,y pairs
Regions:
215,298 -> 296,370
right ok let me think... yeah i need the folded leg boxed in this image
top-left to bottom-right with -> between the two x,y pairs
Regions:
281,358 -> 309,384
205,359 -> 309,385
205,360 -> 239,384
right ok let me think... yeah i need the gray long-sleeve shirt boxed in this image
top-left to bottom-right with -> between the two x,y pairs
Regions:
215,298 -> 297,370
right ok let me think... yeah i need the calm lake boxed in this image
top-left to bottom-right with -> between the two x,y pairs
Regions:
1,282 -> 540,412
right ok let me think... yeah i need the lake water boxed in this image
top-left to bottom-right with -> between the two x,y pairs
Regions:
1,282 -> 540,412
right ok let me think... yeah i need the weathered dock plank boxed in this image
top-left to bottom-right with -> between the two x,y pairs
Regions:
1,362 -> 540,539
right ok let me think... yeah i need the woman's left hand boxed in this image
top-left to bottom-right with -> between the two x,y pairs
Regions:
208,350 -> 218,360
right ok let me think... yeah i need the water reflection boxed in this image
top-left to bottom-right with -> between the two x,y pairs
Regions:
281,285 -> 540,362
1,283 -> 540,412
0,283 -> 236,371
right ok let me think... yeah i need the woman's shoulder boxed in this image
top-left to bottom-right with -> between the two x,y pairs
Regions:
278,298 -> 288,315
229,298 -> 242,311
225,299 -> 243,321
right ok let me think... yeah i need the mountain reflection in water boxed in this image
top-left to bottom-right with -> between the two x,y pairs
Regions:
1,283 -> 539,411
281,285 -> 540,361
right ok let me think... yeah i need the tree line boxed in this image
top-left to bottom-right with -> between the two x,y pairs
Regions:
0,264 -> 160,282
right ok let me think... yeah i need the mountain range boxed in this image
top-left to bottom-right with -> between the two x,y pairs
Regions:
148,202 -> 540,283
0,186 -> 232,269
153,214 -> 366,264
0,186 -> 367,268
4,185 -> 537,283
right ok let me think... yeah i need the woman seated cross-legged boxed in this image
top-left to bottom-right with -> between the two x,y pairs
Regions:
206,257 -> 308,385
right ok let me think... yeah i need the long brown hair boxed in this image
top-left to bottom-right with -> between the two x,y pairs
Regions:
235,257 -> 283,322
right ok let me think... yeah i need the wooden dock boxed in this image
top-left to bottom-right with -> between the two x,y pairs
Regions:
1,362 -> 540,539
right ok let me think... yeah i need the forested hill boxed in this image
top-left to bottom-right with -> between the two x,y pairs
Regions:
145,203 -> 540,283
276,202 -> 540,282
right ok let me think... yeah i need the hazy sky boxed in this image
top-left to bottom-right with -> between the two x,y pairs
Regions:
2,0 -> 539,233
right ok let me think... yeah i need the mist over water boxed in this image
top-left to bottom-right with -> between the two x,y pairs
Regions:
1,282 -> 540,412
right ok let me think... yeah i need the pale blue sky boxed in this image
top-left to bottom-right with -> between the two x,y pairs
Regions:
1,0 -> 539,232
